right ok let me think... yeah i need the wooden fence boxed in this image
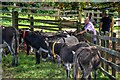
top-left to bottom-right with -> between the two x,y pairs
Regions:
84,9 -> 118,23
1,4 -> 119,27
85,31 -> 120,80
1,10 -> 80,32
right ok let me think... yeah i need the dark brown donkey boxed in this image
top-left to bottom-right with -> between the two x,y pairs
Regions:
2,26 -> 19,66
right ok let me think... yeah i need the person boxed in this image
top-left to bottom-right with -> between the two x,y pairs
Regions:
89,13 -> 95,24
78,17 -> 97,44
100,11 -> 112,35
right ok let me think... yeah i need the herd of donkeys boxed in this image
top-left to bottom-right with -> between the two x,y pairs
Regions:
1,26 -> 101,79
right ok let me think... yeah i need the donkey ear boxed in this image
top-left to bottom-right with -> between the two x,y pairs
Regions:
90,46 -> 98,53
90,46 -> 101,57
90,48 -> 97,56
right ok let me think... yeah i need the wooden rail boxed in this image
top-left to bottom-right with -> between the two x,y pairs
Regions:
1,9 -> 79,30
99,67 -> 116,80
86,31 -> 120,80
86,33 -> 120,43
2,11 -> 78,32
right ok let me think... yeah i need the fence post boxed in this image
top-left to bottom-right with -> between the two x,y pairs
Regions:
76,22 -> 80,32
77,10 -> 81,32
55,9 -> 60,20
101,32 -> 105,69
112,32 -> 116,77
97,10 -> 100,23
30,17 -> 34,31
56,9 -> 62,31
12,11 -> 18,29
105,32 -> 109,72
110,16 -> 114,37
96,31 -> 100,45
58,19 -> 62,31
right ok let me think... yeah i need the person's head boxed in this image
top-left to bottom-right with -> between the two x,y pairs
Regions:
84,17 -> 89,25
104,12 -> 108,17
102,10 -> 108,17
89,13 -> 92,17
86,13 -> 89,17
89,13 -> 93,19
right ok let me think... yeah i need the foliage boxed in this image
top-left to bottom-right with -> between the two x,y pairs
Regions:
2,2 -> 119,12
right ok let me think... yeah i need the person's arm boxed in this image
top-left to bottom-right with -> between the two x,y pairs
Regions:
100,18 -> 103,29
78,29 -> 87,35
110,22 -> 112,32
110,17 -> 114,33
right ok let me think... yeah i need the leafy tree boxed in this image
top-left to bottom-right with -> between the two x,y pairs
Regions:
1,2 -> 119,15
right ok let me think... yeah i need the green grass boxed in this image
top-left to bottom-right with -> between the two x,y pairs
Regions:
114,26 -> 120,30
2,52 -> 67,78
2,51 -> 120,79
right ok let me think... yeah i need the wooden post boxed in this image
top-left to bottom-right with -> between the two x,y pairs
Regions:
28,3 -> 31,18
30,17 -> 34,31
28,14 -> 30,19
56,9 -> 62,31
0,27 -> 2,44
110,16 -> 114,37
96,31 -> 100,45
12,11 -> 18,29
101,32 -> 105,69
77,9 -> 81,32
58,19 -> 62,31
97,10 -> 100,23
112,32 -> 116,77
55,9 -> 60,20
12,11 -> 19,59
105,32 -> 109,72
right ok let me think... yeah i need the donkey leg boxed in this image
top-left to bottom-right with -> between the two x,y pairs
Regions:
82,66 -> 92,80
65,63 -> 71,78
15,41 -> 19,66
66,69 -> 70,78
88,73 -> 92,80
41,51 -> 47,62
26,44 -> 30,55
7,45 -> 15,66
35,50 -> 40,64
15,55 -> 18,66
57,55 -> 61,67
94,70 -> 97,80
81,70 -> 86,80
73,68 -> 77,80
0,48 -> 2,63
73,62 -> 77,80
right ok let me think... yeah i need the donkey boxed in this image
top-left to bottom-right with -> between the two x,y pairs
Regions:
46,32 -> 80,63
73,46 -> 101,80
1,26 -> 19,66
18,30 -> 70,61
20,30 -> 53,64
60,42 -> 90,78
63,30 -> 88,42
